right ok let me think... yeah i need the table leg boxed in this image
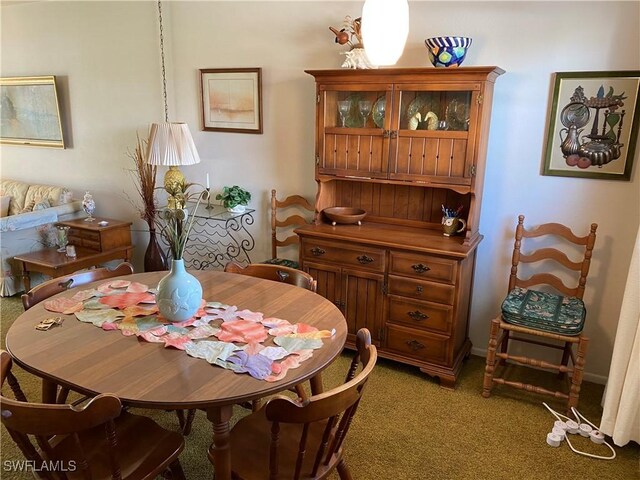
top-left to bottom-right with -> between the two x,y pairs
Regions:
206,404 -> 234,480
20,262 -> 31,292
42,379 -> 57,403
310,372 -> 324,395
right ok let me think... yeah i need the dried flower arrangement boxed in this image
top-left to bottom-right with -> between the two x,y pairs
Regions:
127,134 -> 158,227
329,15 -> 363,50
159,190 -> 208,260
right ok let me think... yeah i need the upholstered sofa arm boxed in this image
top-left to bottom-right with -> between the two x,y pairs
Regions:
0,200 -> 83,296
0,200 -> 82,233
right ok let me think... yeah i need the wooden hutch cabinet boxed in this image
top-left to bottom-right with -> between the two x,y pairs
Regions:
297,67 -> 503,388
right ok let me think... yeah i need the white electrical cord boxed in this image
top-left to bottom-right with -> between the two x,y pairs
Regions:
543,403 -> 616,460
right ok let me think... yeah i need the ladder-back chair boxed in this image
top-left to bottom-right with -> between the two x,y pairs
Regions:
0,350 -> 185,480
225,261 -> 317,292
227,328 -> 377,480
264,189 -> 314,269
482,215 -> 597,412
20,262 -> 134,404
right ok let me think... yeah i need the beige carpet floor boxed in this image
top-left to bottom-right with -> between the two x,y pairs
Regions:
1,296 -> 638,479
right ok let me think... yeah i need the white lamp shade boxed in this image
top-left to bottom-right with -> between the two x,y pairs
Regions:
362,0 -> 409,66
145,122 -> 201,166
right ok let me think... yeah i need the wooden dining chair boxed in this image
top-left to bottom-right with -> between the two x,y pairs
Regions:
263,189 -> 314,269
482,215 -> 597,412
225,328 -> 377,480
224,261 -> 317,292
0,350 -> 186,480
20,262 -> 135,405
21,262 -> 135,311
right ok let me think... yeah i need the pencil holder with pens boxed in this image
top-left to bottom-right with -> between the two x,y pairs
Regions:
441,205 -> 466,237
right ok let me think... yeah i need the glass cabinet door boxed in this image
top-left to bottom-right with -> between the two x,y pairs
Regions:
318,85 -> 391,179
389,86 -> 480,185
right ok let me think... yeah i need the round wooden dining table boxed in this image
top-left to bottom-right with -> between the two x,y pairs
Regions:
5,270 -> 348,480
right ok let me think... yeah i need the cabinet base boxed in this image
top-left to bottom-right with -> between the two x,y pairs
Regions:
344,338 -> 472,389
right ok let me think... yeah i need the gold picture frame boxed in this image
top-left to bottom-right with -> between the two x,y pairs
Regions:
0,76 -> 65,148
200,68 -> 263,134
542,71 -> 640,181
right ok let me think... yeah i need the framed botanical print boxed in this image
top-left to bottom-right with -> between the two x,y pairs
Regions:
542,71 -> 640,180
200,68 -> 263,134
0,76 -> 65,148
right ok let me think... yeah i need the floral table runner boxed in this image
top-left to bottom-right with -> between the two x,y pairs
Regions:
43,279 -> 335,382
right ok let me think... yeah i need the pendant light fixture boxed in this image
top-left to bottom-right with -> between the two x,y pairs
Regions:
361,0 -> 410,66
145,0 -> 200,210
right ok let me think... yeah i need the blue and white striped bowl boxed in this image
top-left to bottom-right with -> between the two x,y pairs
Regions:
425,36 -> 472,67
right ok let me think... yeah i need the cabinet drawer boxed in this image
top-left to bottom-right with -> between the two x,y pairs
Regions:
301,239 -> 385,272
388,297 -> 452,334
389,252 -> 457,284
388,275 -> 455,305
81,238 -> 102,251
385,325 -> 448,364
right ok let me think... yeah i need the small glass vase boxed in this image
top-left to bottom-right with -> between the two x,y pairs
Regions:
82,191 -> 96,222
156,259 -> 203,322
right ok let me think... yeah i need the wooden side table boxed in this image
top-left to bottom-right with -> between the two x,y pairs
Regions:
14,217 -> 133,292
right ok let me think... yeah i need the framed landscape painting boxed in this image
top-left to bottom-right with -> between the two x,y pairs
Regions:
0,76 -> 65,148
542,71 -> 640,181
200,68 -> 262,134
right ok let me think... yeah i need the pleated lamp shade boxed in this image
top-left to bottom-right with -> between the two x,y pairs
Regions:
145,122 -> 201,166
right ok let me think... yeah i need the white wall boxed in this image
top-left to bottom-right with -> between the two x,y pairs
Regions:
1,1 -> 638,382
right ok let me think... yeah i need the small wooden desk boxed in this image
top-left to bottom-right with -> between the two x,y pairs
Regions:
5,270 -> 347,480
14,217 -> 132,291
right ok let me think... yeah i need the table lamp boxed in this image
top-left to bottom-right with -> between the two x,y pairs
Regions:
146,122 -> 200,209
145,1 -> 201,210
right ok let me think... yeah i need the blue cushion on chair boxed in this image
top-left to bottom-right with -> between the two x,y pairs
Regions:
501,287 -> 586,336
263,258 -> 300,270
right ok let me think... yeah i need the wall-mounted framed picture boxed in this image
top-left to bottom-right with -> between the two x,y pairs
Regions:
199,68 -> 262,134
0,75 -> 65,148
542,71 -> 640,181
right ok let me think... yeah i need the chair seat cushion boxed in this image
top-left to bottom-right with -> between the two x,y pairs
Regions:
263,257 -> 299,269
501,287 -> 586,335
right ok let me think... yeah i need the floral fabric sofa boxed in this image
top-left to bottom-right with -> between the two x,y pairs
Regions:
0,179 -> 83,296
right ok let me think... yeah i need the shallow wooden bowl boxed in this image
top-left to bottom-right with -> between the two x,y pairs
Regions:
323,207 -> 367,226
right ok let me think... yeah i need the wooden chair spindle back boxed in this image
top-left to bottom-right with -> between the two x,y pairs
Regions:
0,351 -> 124,480
508,215 -> 597,299
263,328 -> 377,479
271,189 -> 314,260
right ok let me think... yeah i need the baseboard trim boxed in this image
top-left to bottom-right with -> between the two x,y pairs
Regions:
470,347 -> 608,385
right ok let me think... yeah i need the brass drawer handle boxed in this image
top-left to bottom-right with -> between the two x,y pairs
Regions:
406,339 -> 425,351
412,263 -> 431,274
415,286 -> 424,294
310,247 -> 325,256
357,255 -> 374,264
407,310 -> 428,321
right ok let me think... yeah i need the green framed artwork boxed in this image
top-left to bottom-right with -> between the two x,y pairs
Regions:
0,76 -> 65,148
542,71 -> 640,181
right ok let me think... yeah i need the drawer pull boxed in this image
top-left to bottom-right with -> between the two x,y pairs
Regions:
310,247 -> 326,256
406,339 -> 425,351
412,263 -> 431,274
407,310 -> 428,321
357,255 -> 374,264
415,285 -> 424,294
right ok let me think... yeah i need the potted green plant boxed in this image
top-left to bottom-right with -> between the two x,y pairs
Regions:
216,185 -> 251,213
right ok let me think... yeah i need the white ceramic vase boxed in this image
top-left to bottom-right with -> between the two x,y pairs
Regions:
156,259 -> 202,322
